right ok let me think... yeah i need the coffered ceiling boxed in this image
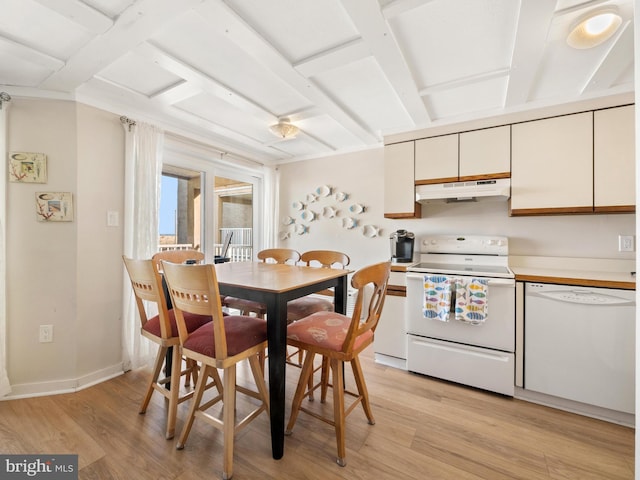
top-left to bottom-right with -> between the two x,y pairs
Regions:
0,0 -> 634,165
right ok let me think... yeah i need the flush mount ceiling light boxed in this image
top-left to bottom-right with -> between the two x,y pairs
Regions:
269,117 -> 299,139
567,8 -> 622,49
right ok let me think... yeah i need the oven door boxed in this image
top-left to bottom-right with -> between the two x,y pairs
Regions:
406,272 -> 515,352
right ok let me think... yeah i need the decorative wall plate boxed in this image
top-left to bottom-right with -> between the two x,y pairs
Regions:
349,203 -> 365,214
306,193 -> 317,203
279,231 -> 290,240
315,185 -> 331,197
292,201 -> 304,211
362,225 -> 380,238
334,191 -> 348,202
282,215 -> 295,225
342,217 -> 357,229
300,210 -> 316,222
322,206 -> 336,218
295,224 -> 308,235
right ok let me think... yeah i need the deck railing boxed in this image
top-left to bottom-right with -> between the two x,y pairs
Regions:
159,228 -> 254,261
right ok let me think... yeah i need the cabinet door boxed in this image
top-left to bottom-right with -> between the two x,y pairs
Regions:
415,134 -> 458,184
594,105 -> 635,211
511,112 -> 593,214
384,142 -> 420,218
374,290 -> 406,360
459,125 -> 511,180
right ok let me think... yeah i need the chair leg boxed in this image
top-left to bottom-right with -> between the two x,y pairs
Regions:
166,345 -> 182,439
320,356 -> 330,403
248,353 -> 269,413
140,346 -> 167,414
176,364 -> 213,449
285,351 -> 315,434
351,356 -> 375,425
331,358 -> 347,467
222,365 -> 237,480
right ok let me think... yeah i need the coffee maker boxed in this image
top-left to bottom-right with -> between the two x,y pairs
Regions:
390,229 -> 415,263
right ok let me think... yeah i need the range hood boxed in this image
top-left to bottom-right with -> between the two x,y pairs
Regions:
416,178 -> 511,203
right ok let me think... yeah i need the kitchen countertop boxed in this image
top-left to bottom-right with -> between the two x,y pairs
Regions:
509,255 -> 636,290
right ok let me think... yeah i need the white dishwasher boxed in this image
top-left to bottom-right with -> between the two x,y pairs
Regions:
524,283 -> 635,414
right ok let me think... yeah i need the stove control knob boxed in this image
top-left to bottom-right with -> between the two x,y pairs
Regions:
486,239 -> 496,246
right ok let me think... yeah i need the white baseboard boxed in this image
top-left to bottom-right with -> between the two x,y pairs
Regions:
514,386 -> 635,428
1,363 -> 125,400
374,353 -> 407,370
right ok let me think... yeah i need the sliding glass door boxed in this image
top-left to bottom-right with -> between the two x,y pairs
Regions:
159,145 -> 263,263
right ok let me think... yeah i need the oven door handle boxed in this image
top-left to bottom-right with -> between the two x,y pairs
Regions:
406,272 -> 515,288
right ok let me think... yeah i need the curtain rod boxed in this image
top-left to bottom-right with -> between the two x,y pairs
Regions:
0,92 -> 11,110
119,115 -> 136,132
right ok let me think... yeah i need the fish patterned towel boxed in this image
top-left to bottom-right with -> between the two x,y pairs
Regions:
423,275 -> 452,322
454,277 -> 488,325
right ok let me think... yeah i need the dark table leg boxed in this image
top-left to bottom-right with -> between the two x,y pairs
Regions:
265,295 -> 288,460
161,274 -> 173,390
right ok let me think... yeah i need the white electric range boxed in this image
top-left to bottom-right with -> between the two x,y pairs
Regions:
405,234 -> 516,396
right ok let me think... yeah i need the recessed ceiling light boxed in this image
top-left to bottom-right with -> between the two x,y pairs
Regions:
567,8 -> 622,49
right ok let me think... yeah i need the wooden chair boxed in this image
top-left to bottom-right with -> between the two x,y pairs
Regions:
152,249 -> 206,387
285,251 -> 351,394
286,250 -> 351,322
122,256 -> 212,440
222,248 -> 301,317
152,249 -> 204,271
285,261 -> 391,467
162,261 -> 269,480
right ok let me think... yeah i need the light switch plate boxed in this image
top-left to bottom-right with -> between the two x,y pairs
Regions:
107,211 -> 119,227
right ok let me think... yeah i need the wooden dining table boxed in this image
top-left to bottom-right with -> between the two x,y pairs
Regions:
214,261 -> 351,460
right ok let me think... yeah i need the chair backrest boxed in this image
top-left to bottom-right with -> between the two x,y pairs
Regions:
152,249 -> 204,272
161,261 -> 229,359
300,250 -> 350,269
219,231 -> 233,257
342,261 -> 391,353
257,248 -> 301,264
122,256 -> 173,339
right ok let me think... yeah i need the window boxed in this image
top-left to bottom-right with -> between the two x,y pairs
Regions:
158,165 -> 202,252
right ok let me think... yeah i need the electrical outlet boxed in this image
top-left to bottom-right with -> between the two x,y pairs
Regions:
39,325 -> 53,343
618,235 -> 635,252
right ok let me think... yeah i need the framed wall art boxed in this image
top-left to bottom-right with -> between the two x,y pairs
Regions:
9,152 -> 47,183
35,192 -> 73,222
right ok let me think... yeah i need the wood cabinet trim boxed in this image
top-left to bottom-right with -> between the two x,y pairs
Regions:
515,274 -> 635,290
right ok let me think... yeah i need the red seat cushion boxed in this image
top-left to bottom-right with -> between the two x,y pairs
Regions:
184,315 -> 267,357
142,310 -> 212,338
287,297 -> 334,322
287,311 -> 372,352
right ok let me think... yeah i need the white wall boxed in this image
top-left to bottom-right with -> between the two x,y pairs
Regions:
277,148 -> 635,270
6,99 -> 124,396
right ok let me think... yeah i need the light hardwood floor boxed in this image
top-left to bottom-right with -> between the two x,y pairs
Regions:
0,347 -> 634,479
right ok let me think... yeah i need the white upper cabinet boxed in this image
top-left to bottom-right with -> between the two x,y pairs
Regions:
594,105 -> 635,211
384,142 -> 421,219
459,125 -> 511,179
511,112 -> 593,214
415,134 -> 458,184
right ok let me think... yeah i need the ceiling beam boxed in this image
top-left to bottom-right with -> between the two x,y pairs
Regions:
195,0 -> 379,144
504,0 -> 556,106
582,21 -> 634,93
0,35 -> 64,71
34,0 -> 113,34
339,0 -> 431,125
40,0 -> 202,92
293,38 -> 369,78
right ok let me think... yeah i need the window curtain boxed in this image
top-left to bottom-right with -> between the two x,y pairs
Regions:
121,120 -> 164,371
0,96 -> 11,396
263,166 -> 279,248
